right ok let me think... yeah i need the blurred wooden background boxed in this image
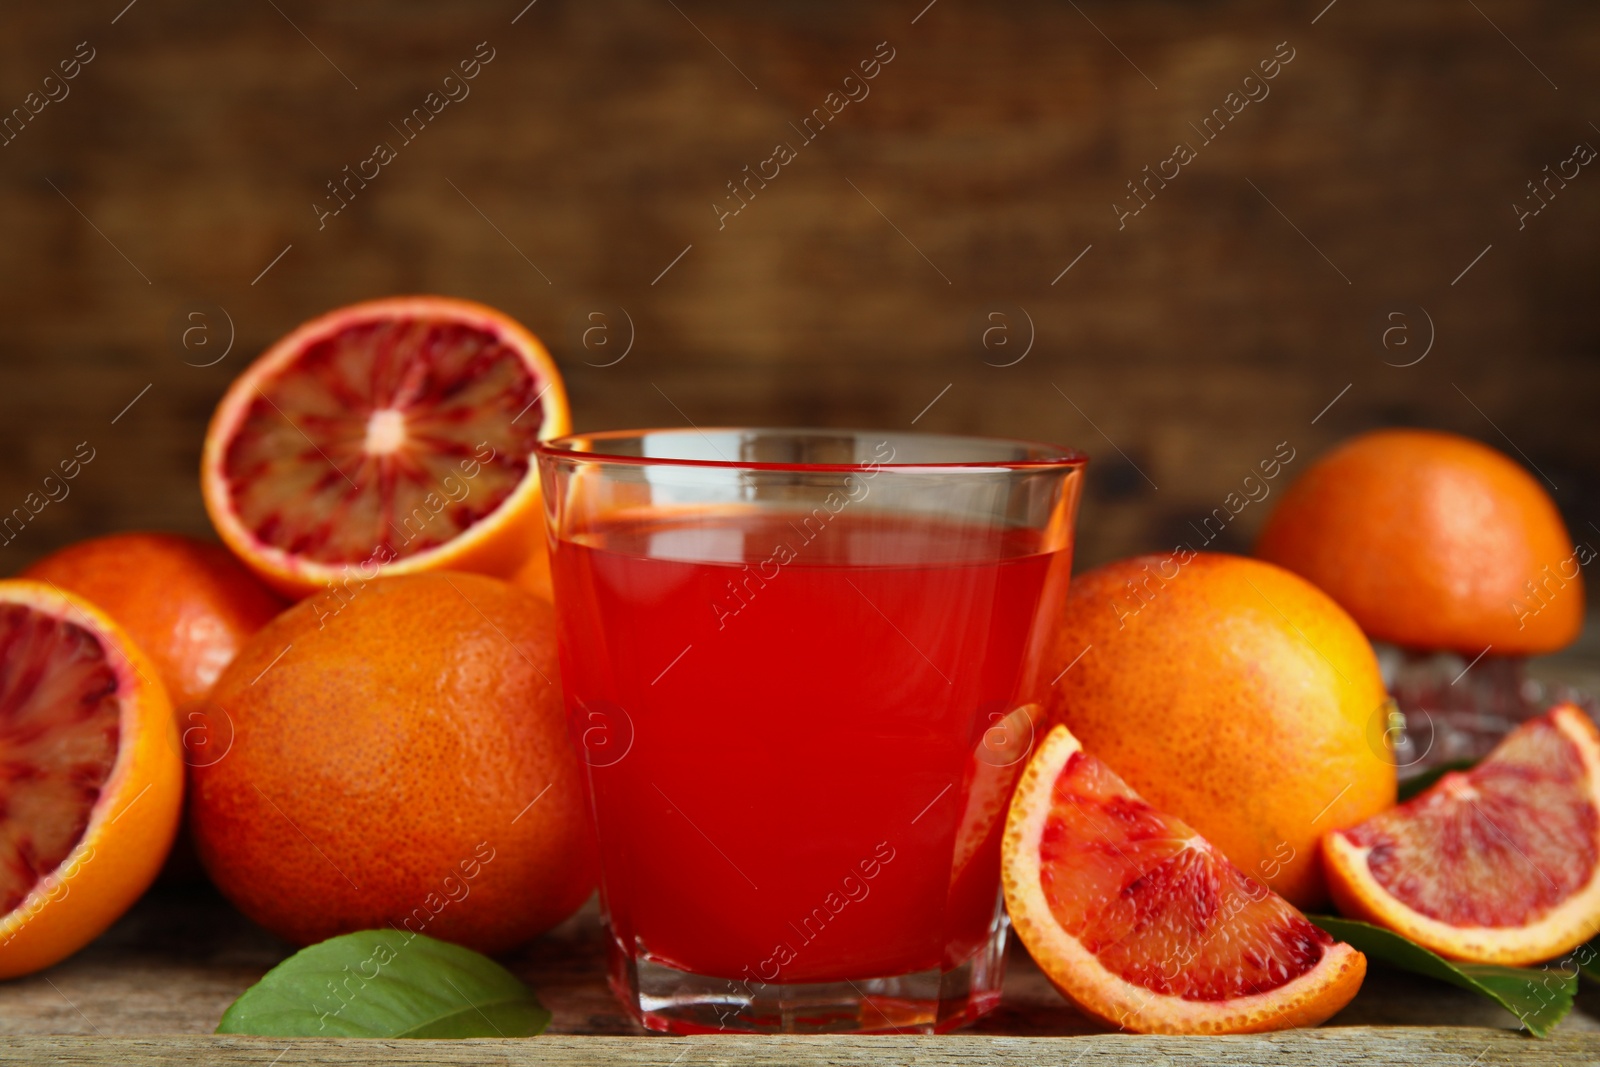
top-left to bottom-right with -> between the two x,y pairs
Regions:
0,0 -> 1596,572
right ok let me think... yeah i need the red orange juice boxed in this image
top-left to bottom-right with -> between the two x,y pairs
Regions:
552,509 -> 1072,987
537,427 -> 1085,1033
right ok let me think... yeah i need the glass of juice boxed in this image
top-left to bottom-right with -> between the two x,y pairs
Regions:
535,429 -> 1086,1034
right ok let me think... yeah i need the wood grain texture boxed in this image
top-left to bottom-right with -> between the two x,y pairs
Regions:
6,882 -> 1600,1042
0,6 -> 1597,1061
5,1030 -> 1600,1067
0,0 -> 1596,571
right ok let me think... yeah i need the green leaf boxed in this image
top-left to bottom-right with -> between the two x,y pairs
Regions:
1397,759 -> 1478,802
217,930 -> 550,1038
1309,915 -> 1575,1037
1557,938 -> 1600,985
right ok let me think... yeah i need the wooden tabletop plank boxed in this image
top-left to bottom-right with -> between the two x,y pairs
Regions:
5,1029 -> 1600,1067
3,884 -> 1599,1042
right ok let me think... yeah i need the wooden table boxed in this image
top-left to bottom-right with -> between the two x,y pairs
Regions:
2,884 -> 1598,1065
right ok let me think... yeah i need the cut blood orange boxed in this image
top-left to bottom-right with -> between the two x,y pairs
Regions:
1003,725 -> 1366,1034
201,296 -> 570,598
0,580 -> 182,979
1324,703 -> 1600,965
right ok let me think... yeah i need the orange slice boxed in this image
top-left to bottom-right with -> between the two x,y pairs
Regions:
0,580 -> 182,979
1003,725 -> 1366,1034
1324,703 -> 1600,965
201,296 -> 569,598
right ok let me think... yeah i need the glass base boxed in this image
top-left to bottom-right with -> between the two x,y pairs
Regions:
606,917 -> 1009,1034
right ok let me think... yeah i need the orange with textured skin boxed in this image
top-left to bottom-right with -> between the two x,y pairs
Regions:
0,580 -> 182,979
1324,704 -> 1600,965
1043,553 -> 1394,908
21,532 -> 286,707
1256,429 -> 1582,655
1004,725 -> 1367,1034
189,571 -> 593,952
201,296 -> 570,599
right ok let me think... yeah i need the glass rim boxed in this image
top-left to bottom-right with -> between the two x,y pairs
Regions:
534,427 -> 1089,474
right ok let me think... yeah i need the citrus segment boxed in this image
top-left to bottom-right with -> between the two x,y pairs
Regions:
202,297 -> 569,597
0,605 -> 121,916
0,580 -> 181,979
1324,703 -> 1600,964
1004,725 -> 1366,1033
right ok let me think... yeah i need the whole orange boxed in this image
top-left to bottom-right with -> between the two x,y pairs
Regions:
188,571 -> 594,952
21,532 -> 286,707
1042,552 -> 1395,908
1256,429 -> 1582,655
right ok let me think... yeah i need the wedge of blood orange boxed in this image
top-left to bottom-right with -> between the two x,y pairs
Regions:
0,580 -> 182,979
1324,703 -> 1600,965
1003,725 -> 1366,1034
201,296 -> 569,598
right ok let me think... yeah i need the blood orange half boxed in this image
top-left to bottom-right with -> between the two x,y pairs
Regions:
1003,725 -> 1366,1034
201,296 -> 570,598
0,580 -> 182,979
1324,703 -> 1600,965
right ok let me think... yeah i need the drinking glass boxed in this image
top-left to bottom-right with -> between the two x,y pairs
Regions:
535,429 -> 1086,1034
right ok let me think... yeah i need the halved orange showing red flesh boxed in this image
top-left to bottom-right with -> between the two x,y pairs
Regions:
1324,703 -> 1600,965
0,580 -> 181,979
1003,725 -> 1366,1034
201,296 -> 569,598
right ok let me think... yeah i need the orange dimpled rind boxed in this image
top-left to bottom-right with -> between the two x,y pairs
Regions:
1257,428 -> 1583,655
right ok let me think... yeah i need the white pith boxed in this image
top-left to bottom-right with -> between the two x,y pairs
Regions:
362,408 -> 407,455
